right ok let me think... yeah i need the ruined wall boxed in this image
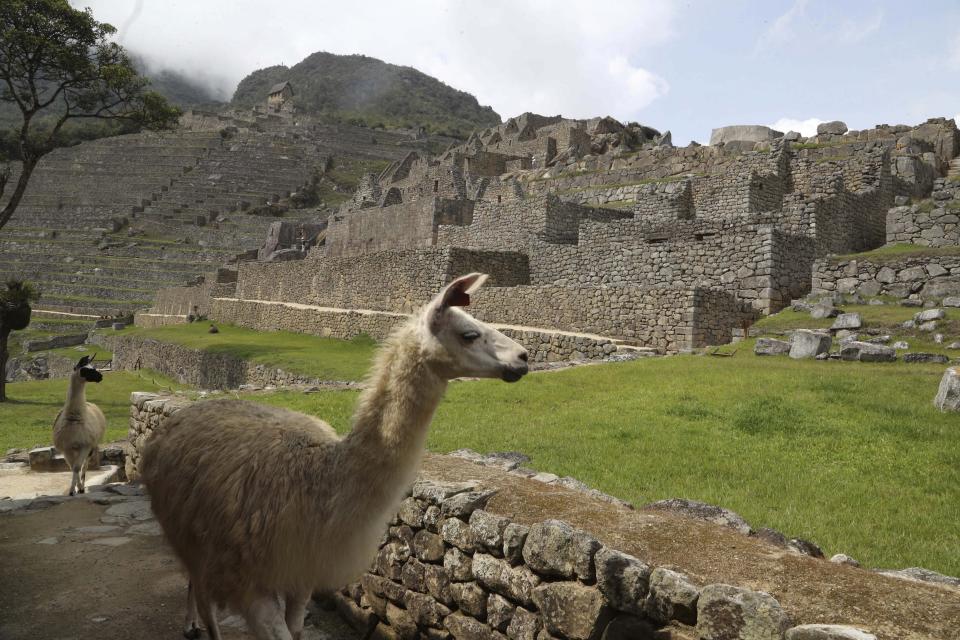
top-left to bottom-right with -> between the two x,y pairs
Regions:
887,179 -> 960,247
210,298 -> 624,362
97,334 -> 331,390
435,195 -> 631,250
234,248 -> 530,314
471,286 -> 695,351
812,254 -> 960,300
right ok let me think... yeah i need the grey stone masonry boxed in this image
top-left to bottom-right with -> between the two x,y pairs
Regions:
812,254 -> 960,301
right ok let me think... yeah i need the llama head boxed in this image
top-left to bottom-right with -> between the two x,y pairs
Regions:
420,273 -> 529,382
74,354 -> 103,383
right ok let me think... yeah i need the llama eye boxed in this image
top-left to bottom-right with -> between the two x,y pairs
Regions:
460,331 -> 480,342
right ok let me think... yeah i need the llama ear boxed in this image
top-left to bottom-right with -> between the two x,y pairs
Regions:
75,355 -> 91,370
428,273 -> 488,330
439,273 -> 488,309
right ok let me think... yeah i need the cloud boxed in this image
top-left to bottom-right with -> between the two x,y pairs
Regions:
71,0 -> 676,122
837,9 -> 884,43
769,117 -> 824,137
754,0 -> 808,54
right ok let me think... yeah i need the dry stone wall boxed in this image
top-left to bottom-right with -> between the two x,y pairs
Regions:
97,334 -> 333,389
887,179 -> 960,247
812,254 -> 960,300
234,248 -> 530,314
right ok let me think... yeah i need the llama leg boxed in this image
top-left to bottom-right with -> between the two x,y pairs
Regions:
244,595 -> 292,640
195,587 -> 222,640
182,581 -> 202,640
78,450 -> 89,494
68,460 -> 80,497
284,591 -> 311,640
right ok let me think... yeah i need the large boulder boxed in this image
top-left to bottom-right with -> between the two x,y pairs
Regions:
902,353 -> 949,364
934,367 -> 960,411
810,302 -> 838,319
831,313 -> 862,330
839,342 -> 896,362
789,331 -> 832,359
532,582 -> 612,640
817,121 -> 848,135
754,338 -> 791,356
914,308 -> 946,323
709,125 -> 784,146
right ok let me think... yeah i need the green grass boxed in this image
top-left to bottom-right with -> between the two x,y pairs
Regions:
253,353 -> 960,576
116,322 -> 378,381
0,370 -> 184,450
833,243 -> 960,263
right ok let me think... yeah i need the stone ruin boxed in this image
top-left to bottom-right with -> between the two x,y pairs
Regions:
140,112 -> 959,361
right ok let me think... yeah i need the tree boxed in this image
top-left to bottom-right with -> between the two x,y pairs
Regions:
0,0 -> 181,232
0,279 -> 39,401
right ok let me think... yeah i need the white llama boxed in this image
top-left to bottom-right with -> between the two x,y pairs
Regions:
141,273 -> 529,640
53,355 -> 106,496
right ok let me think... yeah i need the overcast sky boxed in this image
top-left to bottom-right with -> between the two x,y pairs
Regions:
71,0 -> 960,144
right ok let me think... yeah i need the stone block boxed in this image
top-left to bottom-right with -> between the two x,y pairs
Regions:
414,529 -> 447,563
472,553 -> 541,607
696,584 -> 790,640
506,606 -> 541,640
789,331 -> 832,359
594,547 -> 651,616
398,497 -> 426,528
646,567 -> 699,625
487,593 -> 515,632
914,308 -> 945,323
839,342 -> 896,362
810,303 -> 837,319
902,353 -> 949,364
522,520 -> 600,581
503,523 -> 530,565
404,590 -> 451,628
754,338 -> 790,356
386,601 -> 420,640
413,480 -> 478,505
450,582 -> 488,619
444,613 -> 507,640
443,490 -> 497,518
817,121 -> 848,135
470,510 -> 511,554
942,296 -> 960,307
442,517 -> 477,553
334,592 -> 378,636
532,582 -> 612,640
445,547 -> 475,582
830,313 -> 861,330
935,367 -> 960,411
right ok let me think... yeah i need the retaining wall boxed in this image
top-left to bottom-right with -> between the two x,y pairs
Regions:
811,253 -> 960,300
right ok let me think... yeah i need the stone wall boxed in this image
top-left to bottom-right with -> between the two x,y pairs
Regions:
210,298 -> 628,362
234,248 -> 530,314
886,178 -> 960,247
435,194 -> 631,250
811,253 -> 960,300
97,334 -> 333,389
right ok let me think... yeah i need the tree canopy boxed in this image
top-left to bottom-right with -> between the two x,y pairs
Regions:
0,0 -> 180,231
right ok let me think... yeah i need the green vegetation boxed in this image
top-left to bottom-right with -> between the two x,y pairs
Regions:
0,370 -> 184,450
255,352 -> 959,575
0,0 -> 180,232
118,322 -> 378,381
833,243 -> 960,263
317,158 -> 393,206
231,52 -> 501,138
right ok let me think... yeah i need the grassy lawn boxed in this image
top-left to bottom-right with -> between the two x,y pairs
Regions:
254,352 -> 959,576
0,370 -> 184,451
115,322 -> 378,381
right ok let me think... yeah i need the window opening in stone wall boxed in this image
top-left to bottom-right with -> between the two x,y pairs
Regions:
497,195 -> 502,204
645,236 -> 668,244
433,180 -> 439,193
694,232 -> 717,241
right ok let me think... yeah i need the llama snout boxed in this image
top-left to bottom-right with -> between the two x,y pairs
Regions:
501,349 -> 529,382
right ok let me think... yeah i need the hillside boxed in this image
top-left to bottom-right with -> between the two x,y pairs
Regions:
231,52 -> 501,137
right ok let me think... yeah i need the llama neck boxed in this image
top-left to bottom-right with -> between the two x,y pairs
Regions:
340,326 -> 447,493
65,374 -> 87,415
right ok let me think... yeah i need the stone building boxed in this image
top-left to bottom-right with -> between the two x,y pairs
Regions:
266,81 -> 294,113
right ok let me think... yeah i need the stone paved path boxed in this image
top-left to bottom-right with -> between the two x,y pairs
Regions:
0,484 -> 359,640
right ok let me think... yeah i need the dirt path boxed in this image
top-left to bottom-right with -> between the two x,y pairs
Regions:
0,488 -> 358,640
